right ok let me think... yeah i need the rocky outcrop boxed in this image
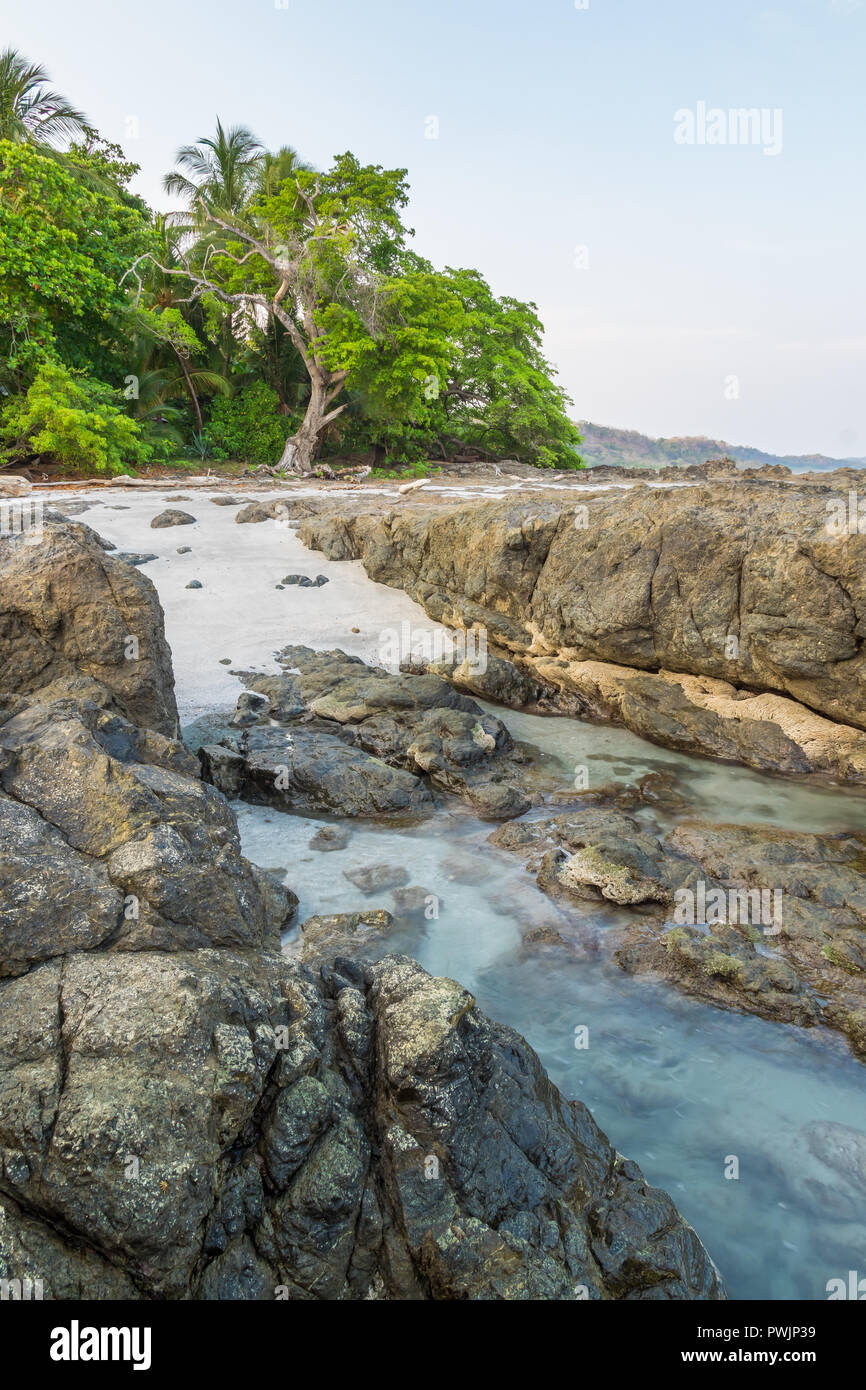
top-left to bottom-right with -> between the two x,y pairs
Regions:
0,513 -> 723,1300
299,483 -> 866,777
0,515 -> 179,736
490,808 -> 866,1054
0,691 -> 293,973
200,647 -> 536,821
0,936 -> 724,1300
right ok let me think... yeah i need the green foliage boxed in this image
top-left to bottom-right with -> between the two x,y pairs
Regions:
0,140 -> 155,386
0,48 -> 87,147
207,382 -> 291,466
0,363 -> 154,474
427,267 -> 583,468
0,53 -> 584,477
369,458 -> 440,480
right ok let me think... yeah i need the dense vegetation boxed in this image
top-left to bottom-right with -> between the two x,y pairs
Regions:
0,51 -> 582,476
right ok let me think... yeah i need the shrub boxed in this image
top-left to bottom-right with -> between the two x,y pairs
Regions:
0,363 -> 152,475
207,382 -> 291,467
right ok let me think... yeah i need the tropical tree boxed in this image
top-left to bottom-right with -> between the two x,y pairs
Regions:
425,265 -> 583,468
0,48 -> 87,147
163,119 -> 262,221
253,144 -> 313,202
127,152 -> 444,470
125,149 -> 582,472
0,139 -> 155,389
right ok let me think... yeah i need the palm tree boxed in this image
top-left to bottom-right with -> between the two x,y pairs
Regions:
0,48 -> 88,146
163,119 -> 263,220
254,144 -> 314,202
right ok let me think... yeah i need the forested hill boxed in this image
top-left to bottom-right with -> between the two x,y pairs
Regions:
577,422 -> 866,472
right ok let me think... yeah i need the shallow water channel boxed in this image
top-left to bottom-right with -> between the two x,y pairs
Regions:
226,704 -> 866,1302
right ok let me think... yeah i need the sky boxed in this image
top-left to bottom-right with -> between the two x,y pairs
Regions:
3,0 -> 864,457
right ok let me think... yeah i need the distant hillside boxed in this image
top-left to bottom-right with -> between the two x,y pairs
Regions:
576,423 -> 866,473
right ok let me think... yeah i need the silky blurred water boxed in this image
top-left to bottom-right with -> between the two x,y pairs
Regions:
225,703 -> 866,1302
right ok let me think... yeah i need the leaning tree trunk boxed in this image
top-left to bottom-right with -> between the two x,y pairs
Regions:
174,348 -> 203,434
276,375 -> 336,473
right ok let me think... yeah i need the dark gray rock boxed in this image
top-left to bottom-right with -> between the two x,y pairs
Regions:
200,648 -> 538,821
115,552 -> 159,568
150,510 -> 196,528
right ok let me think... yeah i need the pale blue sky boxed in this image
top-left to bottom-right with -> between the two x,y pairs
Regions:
3,0 -> 864,455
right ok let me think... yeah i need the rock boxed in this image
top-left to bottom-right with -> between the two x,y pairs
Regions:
527,660 -> 866,782
115,552 -> 158,567
309,824 -> 350,852
466,780 -> 531,821
150,510 -> 196,528
491,808 -> 866,1053
299,485 -> 866,778
186,580 -> 203,590
197,743 -> 246,797
235,501 -> 282,525
760,1121 -> 866,1223
0,514 -> 179,737
427,650 -> 547,709
209,496 -> 241,505
0,698 -> 291,960
282,574 -> 314,587
392,885 -> 439,919
201,724 -> 432,818
343,863 -> 410,895
297,910 -> 396,962
177,546 -> 192,554
0,947 -> 724,1299
200,648 -> 538,821
230,691 -> 270,727
0,476 -> 32,497
219,658 -> 232,665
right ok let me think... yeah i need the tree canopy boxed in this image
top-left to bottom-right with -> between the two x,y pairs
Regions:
0,49 -> 582,476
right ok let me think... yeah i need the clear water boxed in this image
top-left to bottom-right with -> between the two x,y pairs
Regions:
220,702 -> 866,1302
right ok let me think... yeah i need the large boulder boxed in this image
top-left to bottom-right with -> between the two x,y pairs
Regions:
0,937 -> 724,1300
0,694 -> 293,971
0,515 -> 179,736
